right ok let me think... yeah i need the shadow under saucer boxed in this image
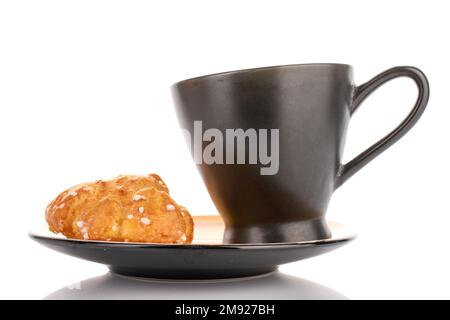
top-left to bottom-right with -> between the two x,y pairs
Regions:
45,271 -> 347,300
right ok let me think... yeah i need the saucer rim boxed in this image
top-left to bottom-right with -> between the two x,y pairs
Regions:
28,220 -> 356,249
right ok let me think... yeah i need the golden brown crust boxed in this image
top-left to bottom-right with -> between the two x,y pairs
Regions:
45,174 -> 193,243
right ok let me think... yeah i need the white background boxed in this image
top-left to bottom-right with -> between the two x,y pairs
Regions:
0,0 -> 449,299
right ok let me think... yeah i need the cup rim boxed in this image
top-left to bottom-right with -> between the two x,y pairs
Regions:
173,63 -> 352,87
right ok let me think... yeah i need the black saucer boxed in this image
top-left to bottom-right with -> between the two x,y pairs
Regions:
29,216 -> 355,279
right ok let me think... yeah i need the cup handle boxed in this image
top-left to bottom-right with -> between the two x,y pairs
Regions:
335,66 -> 430,189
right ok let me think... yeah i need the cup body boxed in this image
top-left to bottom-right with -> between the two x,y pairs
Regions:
172,64 -> 354,243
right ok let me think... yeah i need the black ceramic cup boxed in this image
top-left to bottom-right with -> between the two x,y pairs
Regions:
172,64 -> 429,244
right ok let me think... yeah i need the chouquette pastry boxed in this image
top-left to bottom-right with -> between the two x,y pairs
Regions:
45,174 -> 193,244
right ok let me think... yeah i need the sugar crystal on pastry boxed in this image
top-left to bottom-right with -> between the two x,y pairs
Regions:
133,194 -> 146,201
140,217 -> 151,225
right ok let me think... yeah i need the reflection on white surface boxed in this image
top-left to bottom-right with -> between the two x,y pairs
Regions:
45,271 -> 347,300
